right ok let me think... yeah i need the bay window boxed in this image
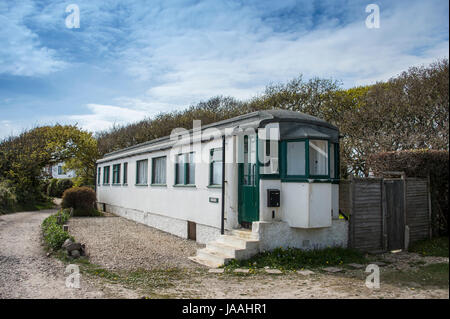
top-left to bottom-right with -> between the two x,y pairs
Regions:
280,139 -> 338,181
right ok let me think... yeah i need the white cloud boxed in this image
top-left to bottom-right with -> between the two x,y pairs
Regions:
0,1 -> 67,76
67,104 -> 148,132
1,0 -> 448,138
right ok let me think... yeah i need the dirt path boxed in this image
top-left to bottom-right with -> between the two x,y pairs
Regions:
1,210 -> 447,299
0,210 -> 138,299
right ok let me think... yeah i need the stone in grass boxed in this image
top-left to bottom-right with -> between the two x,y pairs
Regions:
70,250 -> 81,258
234,268 -> 250,274
297,270 -> 315,276
348,263 -> 365,269
208,268 -> 224,273
62,238 -> 73,249
66,242 -> 82,252
265,269 -> 282,274
323,267 -> 343,273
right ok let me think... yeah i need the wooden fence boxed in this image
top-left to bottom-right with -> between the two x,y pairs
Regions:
340,177 -> 431,253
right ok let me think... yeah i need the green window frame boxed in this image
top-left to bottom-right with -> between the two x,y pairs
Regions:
97,167 -> 101,185
103,166 -> 110,185
281,139 -> 308,181
123,162 -> 128,185
280,139 -> 338,182
151,156 -> 167,185
175,152 -> 195,186
136,159 -> 148,185
112,164 -> 121,184
209,148 -> 223,186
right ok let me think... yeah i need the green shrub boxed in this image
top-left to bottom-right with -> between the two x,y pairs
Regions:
62,186 -> 98,216
42,209 -> 72,250
408,237 -> 449,257
0,180 -> 18,214
56,178 -> 74,198
47,178 -> 59,197
367,149 -> 449,236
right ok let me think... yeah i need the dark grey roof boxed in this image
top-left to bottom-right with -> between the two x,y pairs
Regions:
99,109 -> 338,160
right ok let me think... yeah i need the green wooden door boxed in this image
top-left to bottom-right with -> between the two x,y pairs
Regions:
238,135 -> 259,224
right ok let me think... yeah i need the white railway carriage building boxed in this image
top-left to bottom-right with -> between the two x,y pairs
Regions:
96,110 -> 348,266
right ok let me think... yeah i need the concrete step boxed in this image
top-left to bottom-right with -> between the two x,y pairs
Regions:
188,256 -> 223,268
231,229 -> 259,240
206,242 -> 243,258
189,230 -> 261,268
196,248 -> 234,267
218,235 -> 259,250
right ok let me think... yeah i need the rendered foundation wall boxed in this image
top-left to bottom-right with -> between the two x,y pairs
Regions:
253,219 -> 349,252
99,202 -> 222,244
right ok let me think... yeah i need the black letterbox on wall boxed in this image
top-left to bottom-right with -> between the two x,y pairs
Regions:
267,189 -> 280,207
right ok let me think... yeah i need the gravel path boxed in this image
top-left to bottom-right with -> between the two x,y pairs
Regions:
68,216 -> 203,271
0,210 -> 134,299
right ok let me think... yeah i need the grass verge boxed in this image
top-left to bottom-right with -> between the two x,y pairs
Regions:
382,263 -> 449,289
42,209 -> 73,250
408,237 -> 449,257
223,247 -> 367,271
54,250 -> 183,297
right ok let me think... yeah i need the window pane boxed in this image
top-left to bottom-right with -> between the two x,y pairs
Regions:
212,162 -> 222,185
97,167 -> 101,184
113,164 -> 120,184
187,153 -> 195,184
153,157 -> 166,184
137,160 -> 148,184
212,148 -> 222,161
287,141 -> 306,176
103,166 -> 110,184
309,140 -> 328,176
176,154 -> 184,184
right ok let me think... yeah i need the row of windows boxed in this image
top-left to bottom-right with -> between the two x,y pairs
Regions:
97,149 -> 223,187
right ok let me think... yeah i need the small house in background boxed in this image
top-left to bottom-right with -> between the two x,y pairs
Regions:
43,162 -> 76,179
96,110 -> 348,267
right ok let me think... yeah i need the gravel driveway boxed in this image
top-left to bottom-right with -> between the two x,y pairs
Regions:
0,210 -> 130,299
68,216 -> 203,271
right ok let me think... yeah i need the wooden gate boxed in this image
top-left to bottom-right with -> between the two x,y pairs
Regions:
383,179 -> 405,250
341,176 -> 430,253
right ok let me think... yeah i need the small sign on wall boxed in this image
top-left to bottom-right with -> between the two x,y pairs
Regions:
209,197 -> 219,203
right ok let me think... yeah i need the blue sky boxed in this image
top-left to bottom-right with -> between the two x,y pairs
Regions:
0,0 -> 448,138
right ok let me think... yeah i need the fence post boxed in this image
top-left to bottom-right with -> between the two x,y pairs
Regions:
348,176 -> 355,249
427,174 -> 433,239
403,174 -> 408,250
381,178 -> 388,251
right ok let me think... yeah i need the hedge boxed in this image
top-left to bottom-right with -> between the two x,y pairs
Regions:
42,209 -> 73,250
367,149 -> 449,235
62,186 -> 99,216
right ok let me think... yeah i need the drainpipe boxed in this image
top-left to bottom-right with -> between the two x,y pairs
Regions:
221,135 -> 226,235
